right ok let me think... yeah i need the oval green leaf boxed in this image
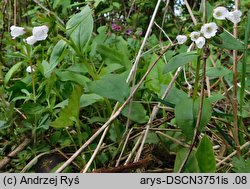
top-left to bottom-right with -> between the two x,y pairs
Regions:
66,5 -> 93,53
4,62 -> 23,85
196,135 -> 216,173
164,51 -> 198,73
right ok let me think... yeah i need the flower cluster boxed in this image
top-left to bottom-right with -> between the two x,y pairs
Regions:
10,25 -> 49,45
213,7 -> 242,24
175,6 -> 242,49
176,22 -> 218,49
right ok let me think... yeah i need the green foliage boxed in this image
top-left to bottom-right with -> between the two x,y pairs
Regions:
174,148 -> 200,173
51,85 -> 82,128
66,5 -> 93,54
80,94 -> 103,107
206,66 -> 231,78
145,54 -> 172,94
175,97 -> 212,139
87,73 -> 130,102
96,44 -> 130,69
232,157 -> 250,173
164,51 -> 198,73
196,135 -> 216,173
211,30 -> 244,51
46,40 -> 68,77
55,70 -> 90,86
122,102 -> 149,124
4,62 -> 23,85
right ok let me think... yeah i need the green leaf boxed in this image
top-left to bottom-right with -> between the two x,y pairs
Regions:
145,54 -> 172,94
56,70 -> 90,86
193,98 -> 212,133
164,87 -> 188,105
196,135 -> 216,173
208,93 -> 225,103
46,40 -> 68,77
21,103 -> 44,115
51,85 -> 82,128
80,93 -> 103,107
164,51 -> 198,73
0,120 -> 8,129
206,66 -> 231,78
175,97 -> 194,139
99,64 -> 124,76
175,97 -> 212,139
211,30 -> 244,51
122,102 -> 149,124
174,148 -> 200,173
199,1 -> 213,20
96,44 -> 130,69
232,157 -> 250,173
4,62 -> 23,85
66,5 -> 93,53
87,73 -> 130,102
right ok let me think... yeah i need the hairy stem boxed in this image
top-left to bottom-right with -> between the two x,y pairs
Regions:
232,0 -> 240,156
178,46 -> 209,173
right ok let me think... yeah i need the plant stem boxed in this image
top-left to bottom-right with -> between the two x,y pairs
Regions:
193,54 -> 201,100
29,61 -> 36,103
232,0 -> 240,156
178,46 -> 209,173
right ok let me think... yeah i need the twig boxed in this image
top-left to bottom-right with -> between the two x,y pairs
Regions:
154,21 -> 173,45
21,149 -> 57,173
0,137 -> 31,170
125,134 -> 143,165
126,0 -> 136,19
81,103 -> 119,173
126,0 -> 163,83
92,157 -> 154,173
115,128 -> 133,167
183,0 -> 197,25
216,141 -> 250,167
134,43 -> 194,162
206,76 -> 211,97
32,0 -> 64,25
156,131 -> 190,148
55,45 -> 172,173
134,67 -> 183,162
159,0 -> 170,40
14,108 -> 27,120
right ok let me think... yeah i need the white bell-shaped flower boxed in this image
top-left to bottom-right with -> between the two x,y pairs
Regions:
213,7 -> 229,20
190,31 -> 201,42
176,35 -> 187,44
195,37 -> 206,49
25,36 -> 38,45
226,10 -> 242,24
32,25 -> 49,41
201,22 -> 218,39
10,26 -> 25,39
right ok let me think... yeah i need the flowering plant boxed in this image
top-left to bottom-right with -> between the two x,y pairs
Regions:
10,25 -> 49,45
175,6 -> 242,49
